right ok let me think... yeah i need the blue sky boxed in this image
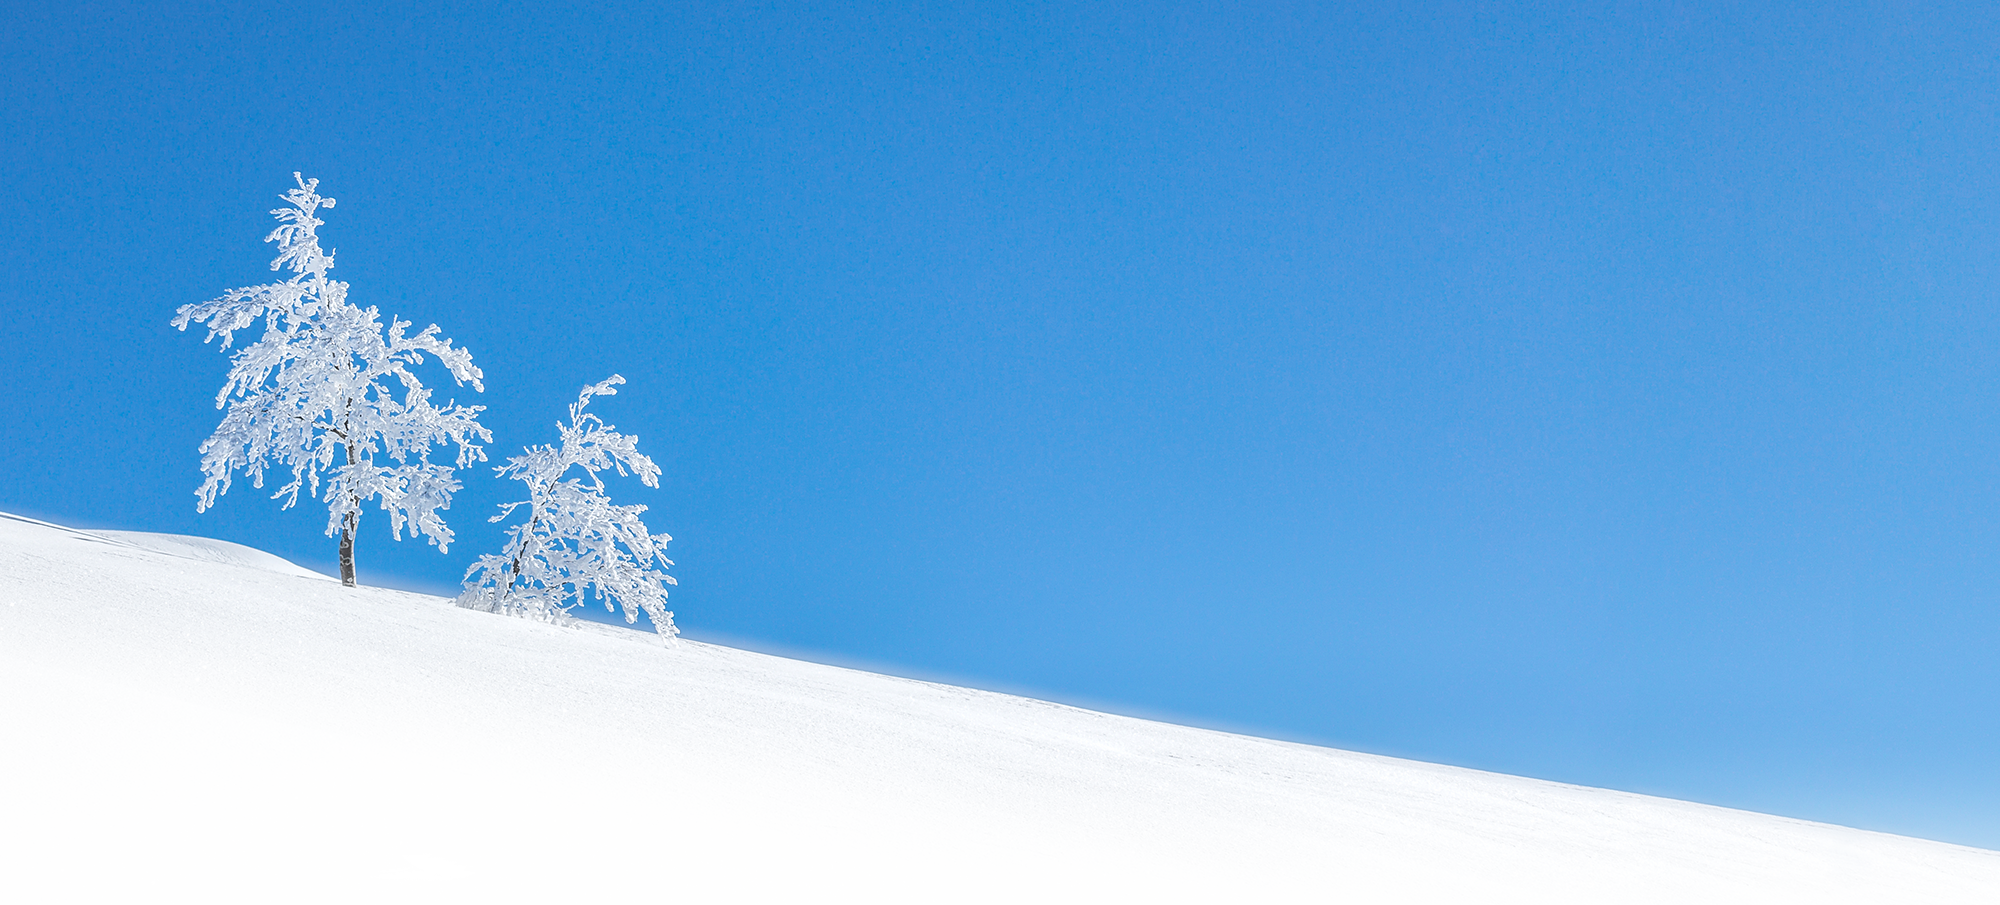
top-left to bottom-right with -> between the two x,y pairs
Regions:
4,1 -> 1998,847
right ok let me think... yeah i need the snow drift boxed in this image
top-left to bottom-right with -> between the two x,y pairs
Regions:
0,511 -> 1993,902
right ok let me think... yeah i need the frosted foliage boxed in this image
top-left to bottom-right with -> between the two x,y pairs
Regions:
459,376 -> 678,639
172,174 -> 489,553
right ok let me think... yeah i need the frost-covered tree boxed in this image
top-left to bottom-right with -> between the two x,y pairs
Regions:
458,375 -> 678,639
173,174 -> 489,587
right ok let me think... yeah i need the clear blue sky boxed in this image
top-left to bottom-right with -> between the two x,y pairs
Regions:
4,1 -> 1997,848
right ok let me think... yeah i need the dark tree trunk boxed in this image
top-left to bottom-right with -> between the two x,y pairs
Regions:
339,511 -> 358,588
499,507 -> 541,602
339,436 -> 360,588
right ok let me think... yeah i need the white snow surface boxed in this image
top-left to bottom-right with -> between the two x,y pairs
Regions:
1,512 -> 1994,902
90,527 -> 333,581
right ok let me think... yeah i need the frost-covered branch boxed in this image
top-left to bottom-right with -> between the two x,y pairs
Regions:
172,174 -> 339,347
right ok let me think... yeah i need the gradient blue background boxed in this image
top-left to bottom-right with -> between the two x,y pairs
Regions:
4,1 -> 1997,848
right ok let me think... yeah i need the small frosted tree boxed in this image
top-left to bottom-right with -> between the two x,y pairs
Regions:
458,375 -> 678,640
173,174 -> 489,587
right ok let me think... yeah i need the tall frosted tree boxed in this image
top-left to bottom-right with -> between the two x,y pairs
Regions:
174,174 -> 489,587
458,375 -> 678,639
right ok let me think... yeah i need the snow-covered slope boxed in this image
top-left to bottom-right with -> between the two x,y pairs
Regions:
0,513 -> 1993,902
0,512 -> 332,580
91,528 -> 332,580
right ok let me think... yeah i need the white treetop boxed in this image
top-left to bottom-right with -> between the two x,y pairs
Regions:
173,174 -> 489,585
459,375 -> 678,639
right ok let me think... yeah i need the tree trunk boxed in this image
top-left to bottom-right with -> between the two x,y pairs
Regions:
339,511 -> 358,588
499,507 -> 542,606
340,436 -> 360,588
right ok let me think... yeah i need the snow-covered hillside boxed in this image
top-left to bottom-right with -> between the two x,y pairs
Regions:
91,527 -> 334,581
1,512 -> 1994,902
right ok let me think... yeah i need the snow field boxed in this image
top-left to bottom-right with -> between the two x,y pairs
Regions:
1,512 -> 1995,902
